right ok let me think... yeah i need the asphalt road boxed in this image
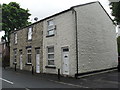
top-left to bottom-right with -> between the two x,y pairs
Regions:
1,68 -> 79,88
1,67 -> 120,89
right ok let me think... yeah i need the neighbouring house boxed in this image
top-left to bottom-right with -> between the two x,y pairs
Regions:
1,38 -> 10,67
10,22 -> 43,72
10,1 -> 118,77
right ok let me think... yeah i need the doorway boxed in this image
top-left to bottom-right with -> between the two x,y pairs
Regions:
62,48 -> 69,75
19,50 -> 23,70
35,49 -> 40,73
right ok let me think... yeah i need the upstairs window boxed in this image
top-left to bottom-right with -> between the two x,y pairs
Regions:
28,27 -> 33,40
48,20 -> 54,26
14,33 -> 17,44
47,20 -> 55,36
47,46 -> 54,66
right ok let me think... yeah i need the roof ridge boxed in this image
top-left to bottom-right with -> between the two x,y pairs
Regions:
71,1 -> 99,9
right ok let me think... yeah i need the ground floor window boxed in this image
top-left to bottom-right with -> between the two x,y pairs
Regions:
13,49 -> 17,63
47,46 -> 54,66
27,48 -> 32,64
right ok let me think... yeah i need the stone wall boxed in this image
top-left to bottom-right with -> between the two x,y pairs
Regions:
10,22 -> 43,72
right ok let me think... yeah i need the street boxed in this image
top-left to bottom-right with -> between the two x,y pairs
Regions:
1,68 -> 79,88
1,67 -> 120,89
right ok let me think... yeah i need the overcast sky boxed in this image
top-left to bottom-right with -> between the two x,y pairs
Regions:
0,0 -> 112,40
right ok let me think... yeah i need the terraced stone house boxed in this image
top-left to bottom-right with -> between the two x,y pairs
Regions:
10,22 -> 43,73
10,1 -> 118,77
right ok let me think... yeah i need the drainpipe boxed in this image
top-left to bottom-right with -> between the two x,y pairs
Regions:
73,9 -> 78,78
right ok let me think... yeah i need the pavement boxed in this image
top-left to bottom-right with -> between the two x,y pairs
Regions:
2,67 -> 120,89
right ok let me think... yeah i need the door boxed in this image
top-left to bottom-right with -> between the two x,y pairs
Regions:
19,51 -> 23,70
62,48 -> 69,75
36,49 -> 40,73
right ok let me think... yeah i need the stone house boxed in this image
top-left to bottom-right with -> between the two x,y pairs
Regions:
10,22 -> 43,73
10,1 -> 118,77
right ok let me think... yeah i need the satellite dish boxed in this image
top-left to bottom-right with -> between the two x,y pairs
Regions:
34,17 -> 38,21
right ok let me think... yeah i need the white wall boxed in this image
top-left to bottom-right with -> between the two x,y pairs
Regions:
74,2 -> 118,73
43,10 -> 77,76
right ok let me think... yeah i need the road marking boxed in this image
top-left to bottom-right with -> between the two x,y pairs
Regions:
0,78 -> 14,85
49,79 -> 89,88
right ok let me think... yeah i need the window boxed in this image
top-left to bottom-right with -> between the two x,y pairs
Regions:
13,49 -> 17,63
14,33 -> 17,44
47,20 -> 55,36
47,46 -> 54,66
28,27 -> 33,40
63,48 -> 69,52
27,48 -> 32,64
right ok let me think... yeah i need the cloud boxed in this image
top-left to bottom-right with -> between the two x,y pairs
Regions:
1,0 -> 111,21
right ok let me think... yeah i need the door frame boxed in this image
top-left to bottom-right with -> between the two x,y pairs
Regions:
61,46 -> 69,75
35,48 -> 40,73
19,50 -> 23,70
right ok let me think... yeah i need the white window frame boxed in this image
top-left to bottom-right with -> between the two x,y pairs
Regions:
28,27 -> 33,40
27,48 -> 32,64
47,46 -> 55,66
47,20 -> 55,36
14,33 -> 17,44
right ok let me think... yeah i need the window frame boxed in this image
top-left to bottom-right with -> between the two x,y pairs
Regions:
27,27 -> 33,41
14,33 -> 17,44
13,49 -> 17,63
47,46 -> 55,66
47,19 -> 55,36
26,48 -> 32,64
